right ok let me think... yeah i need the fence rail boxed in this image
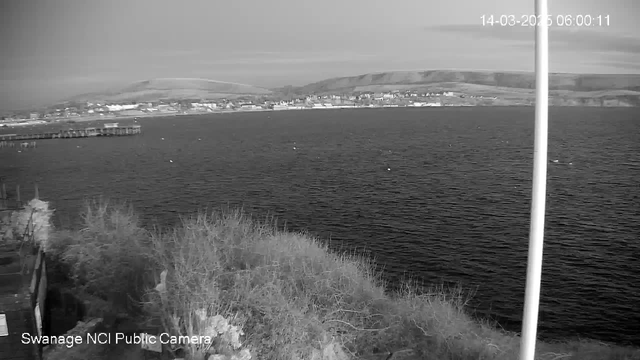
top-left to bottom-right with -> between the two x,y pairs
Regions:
0,182 -> 38,210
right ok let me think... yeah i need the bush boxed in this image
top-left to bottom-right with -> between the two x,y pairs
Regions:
140,210 -> 640,360
47,199 -> 640,360
49,198 -> 150,312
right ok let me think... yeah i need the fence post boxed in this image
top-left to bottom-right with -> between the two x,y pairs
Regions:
35,184 -> 39,200
16,184 -> 21,207
0,181 -> 5,209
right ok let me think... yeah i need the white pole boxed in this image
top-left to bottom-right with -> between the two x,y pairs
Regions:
519,0 -> 549,359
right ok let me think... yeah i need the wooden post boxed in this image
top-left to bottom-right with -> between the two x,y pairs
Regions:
0,182 -> 4,210
34,184 -> 39,200
16,184 -> 21,206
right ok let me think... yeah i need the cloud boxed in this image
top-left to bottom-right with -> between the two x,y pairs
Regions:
592,60 -> 640,71
190,52 -> 380,66
427,24 -> 640,55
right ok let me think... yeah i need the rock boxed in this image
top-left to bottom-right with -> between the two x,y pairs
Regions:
208,355 -> 227,360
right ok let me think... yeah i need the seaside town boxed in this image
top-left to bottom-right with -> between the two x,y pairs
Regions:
0,90 -> 500,127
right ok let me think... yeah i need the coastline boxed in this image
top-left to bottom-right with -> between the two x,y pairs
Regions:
41,102 -> 635,125
2,99 -> 637,130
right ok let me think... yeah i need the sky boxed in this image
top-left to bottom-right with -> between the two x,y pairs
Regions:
0,0 -> 638,110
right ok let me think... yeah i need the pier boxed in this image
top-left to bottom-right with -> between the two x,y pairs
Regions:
0,124 -> 141,142
0,141 -> 37,149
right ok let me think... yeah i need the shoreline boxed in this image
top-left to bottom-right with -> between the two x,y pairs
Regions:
0,105 -> 636,136
2,101 -> 637,129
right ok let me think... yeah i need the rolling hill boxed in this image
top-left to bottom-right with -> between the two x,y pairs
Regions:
282,70 -> 640,95
58,71 -> 640,107
64,78 -> 272,103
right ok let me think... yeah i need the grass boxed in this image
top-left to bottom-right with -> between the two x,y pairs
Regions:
47,198 -> 640,360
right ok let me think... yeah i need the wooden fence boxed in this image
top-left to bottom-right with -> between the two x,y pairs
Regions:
0,182 -> 39,211
0,183 -> 46,360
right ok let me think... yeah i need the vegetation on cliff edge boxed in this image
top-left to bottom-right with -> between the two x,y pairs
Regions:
46,199 -> 640,360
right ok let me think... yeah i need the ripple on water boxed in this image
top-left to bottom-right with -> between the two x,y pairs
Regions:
2,107 -> 640,345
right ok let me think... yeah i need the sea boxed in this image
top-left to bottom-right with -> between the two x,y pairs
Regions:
2,107 -> 639,346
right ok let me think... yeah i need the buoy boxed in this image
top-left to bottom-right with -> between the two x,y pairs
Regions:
161,138 -> 165,140
169,160 -> 173,163
387,167 -> 391,171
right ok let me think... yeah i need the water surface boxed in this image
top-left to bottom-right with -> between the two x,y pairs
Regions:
3,107 -> 639,345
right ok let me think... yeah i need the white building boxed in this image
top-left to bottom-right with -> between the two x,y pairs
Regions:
191,102 -> 218,110
106,104 -> 139,111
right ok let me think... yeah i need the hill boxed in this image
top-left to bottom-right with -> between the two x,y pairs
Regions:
281,70 -> 640,95
55,71 -> 640,108
64,78 -> 272,103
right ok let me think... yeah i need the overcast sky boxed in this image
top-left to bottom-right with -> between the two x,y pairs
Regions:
1,0 -> 638,110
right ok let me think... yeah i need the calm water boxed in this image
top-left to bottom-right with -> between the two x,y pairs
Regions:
2,107 -> 639,345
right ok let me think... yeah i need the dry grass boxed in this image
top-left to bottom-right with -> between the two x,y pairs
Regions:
48,199 -> 640,360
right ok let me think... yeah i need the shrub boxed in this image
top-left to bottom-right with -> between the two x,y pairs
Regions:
10,199 -> 54,247
50,198 -> 150,312
47,199 -> 640,360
